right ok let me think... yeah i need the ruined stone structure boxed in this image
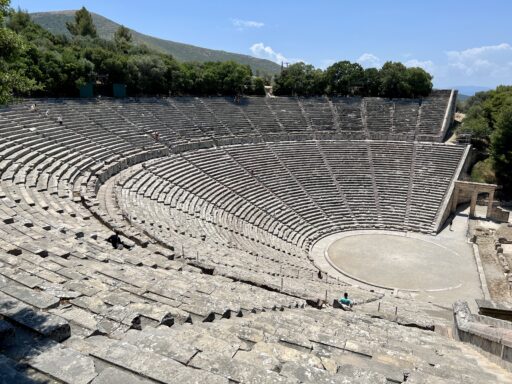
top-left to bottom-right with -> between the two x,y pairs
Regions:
1,93 -> 511,382
452,181 -> 497,218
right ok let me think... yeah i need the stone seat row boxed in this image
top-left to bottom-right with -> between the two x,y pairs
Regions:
16,91 -> 453,147
3,290 -> 509,384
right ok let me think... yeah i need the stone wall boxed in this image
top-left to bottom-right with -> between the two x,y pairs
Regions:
435,144 -> 471,232
440,90 -> 458,141
454,300 -> 512,371
492,205 -> 511,223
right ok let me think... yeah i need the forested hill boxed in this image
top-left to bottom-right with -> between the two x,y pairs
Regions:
30,10 -> 281,76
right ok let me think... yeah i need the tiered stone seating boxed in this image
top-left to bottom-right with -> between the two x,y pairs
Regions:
0,93 -> 495,383
332,97 -> 365,133
201,97 -> 257,136
265,97 -> 309,133
417,90 -> 453,137
365,98 -> 394,134
238,97 -> 282,134
106,98 -> 187,145
2,291 -> 511,383
111,164 -> 357,303
114,140 -> 466,290
394,100 -> 420,135
10,92 -> 454,149
300,97 -> 336,131
409,143 -> 466,231
170,97 -> 234,138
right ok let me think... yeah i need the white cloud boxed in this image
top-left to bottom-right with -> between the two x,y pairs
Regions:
231,19 -> 264,30
404,59 -> 435,71
319,59 -> 336,69
250,42 -> 301,64
356,53 -> 381,68
446,43 -> 512,76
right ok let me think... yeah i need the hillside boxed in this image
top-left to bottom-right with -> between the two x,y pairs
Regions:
29,10 -> 281,76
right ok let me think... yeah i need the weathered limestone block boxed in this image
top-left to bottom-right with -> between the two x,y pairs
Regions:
0,292 -> 70,341
91,367 -> 154,384
0,283 -> 60,309
251,341 -> 323,369
91,340 -> 228,384
189,351 -> 296,383
29,344 -> 97,384
122,328 -> 198,364
453,300 -> 474,332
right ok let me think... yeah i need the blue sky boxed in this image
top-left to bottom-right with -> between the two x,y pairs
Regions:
11,0 -> 512,89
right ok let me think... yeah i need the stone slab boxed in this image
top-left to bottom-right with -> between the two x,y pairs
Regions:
122,328 -> 198,364
91,340 -> 228,384
0,283 -> 60,309
29,344 -> 97,384
0,292 -> 70,341
91,367 -> 154,384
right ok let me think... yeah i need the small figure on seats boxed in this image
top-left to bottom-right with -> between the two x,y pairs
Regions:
155,131 -> 160,141
106,231 -> 132,250
57,116 -> 63,125
30,103 -> 36,112
338,292 -> 354,310
45,110 -> 50,117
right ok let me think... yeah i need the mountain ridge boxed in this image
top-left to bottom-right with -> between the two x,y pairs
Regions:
29,10 -> 281,76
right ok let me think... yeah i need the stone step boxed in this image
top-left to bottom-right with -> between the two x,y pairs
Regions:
87,336 -> 228,384
28,343 -> 97,384
0,292 -> 70,341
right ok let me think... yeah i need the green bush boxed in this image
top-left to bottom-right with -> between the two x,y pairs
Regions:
470,158 -> 496,184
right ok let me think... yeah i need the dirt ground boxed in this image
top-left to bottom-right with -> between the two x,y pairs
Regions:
472,221 -> 512,303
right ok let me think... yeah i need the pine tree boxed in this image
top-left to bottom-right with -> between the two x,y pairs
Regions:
66,7 -> 97,38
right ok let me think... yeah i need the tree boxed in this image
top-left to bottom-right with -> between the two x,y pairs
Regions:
325,61 -> 364,96
274,62 -> 324,96
217,61 -> 252,95
361,68 -> 381,97
379,61 -> 410,98
66,7 -> 97,38
251,77 -> 266,96
459,86 -> 512,143
491,105 -> 512,195
0,0 -> 40,104
5,7 -> 31,32
406,67 -> 432,97
114,25 -> 132,52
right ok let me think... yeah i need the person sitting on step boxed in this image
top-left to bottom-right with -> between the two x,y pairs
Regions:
339,292 -> 354,309
106,231 -> 132,250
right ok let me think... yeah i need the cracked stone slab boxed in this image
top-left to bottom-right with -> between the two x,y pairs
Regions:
90,340 -> 228,384
189,351 -> 298,383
